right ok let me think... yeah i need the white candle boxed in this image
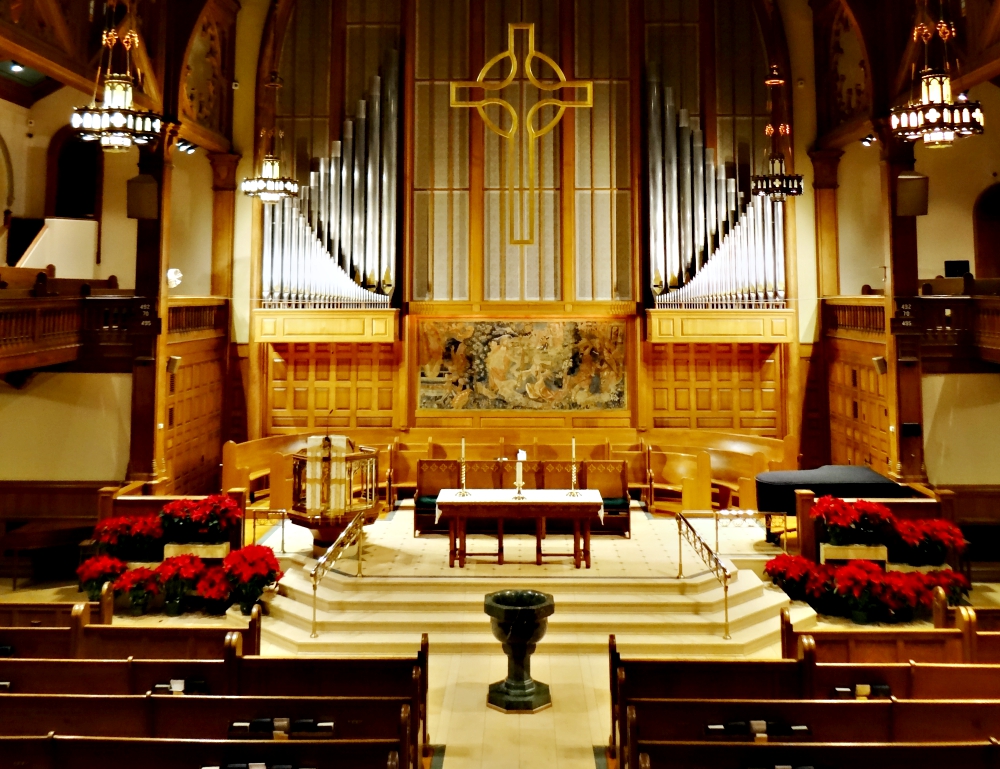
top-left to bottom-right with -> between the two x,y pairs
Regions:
461,437 -> 465,461
572,437 -> 576,462
516,460 -> 523,487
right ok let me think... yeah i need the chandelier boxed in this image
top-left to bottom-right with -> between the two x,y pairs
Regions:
890,0 -> 984,147
241,48 -> 298,203
70,1 -> 163,152
752,66 -> 803,202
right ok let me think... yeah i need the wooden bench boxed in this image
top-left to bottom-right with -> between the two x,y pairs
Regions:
0,603 -> 259,659
636,741 -> 999,769
0,586 -> 113,627
646,449 -> 712,512
222,433 -> 314,502
0,694 -> 416,768
780,607 -> 967,662
0,735 -> 401,769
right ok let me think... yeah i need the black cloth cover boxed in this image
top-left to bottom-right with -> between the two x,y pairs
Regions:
755,465 -> 915,520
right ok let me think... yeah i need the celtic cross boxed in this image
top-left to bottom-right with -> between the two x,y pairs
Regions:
450,23 -> 593,245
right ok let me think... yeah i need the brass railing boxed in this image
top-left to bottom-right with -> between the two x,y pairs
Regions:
676,512 -> 732,640
309,507 -> 367,638
713,508 -> 787,554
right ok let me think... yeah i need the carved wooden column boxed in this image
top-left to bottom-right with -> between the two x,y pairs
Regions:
809,148 -> 843,297
880,134 -> 925,482
128,136 -> 175,481
208,152 -> 241,298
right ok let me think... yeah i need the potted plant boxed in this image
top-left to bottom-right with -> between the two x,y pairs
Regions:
113,567 -> 161,616
223,545 -> 283,615
93,516 -> 164,563
832,560 -> 884,624
155,555 -> 205,616
891,518 -> 966,567
76,555 -> 128,602
196,566 -> 232,615
161,494 -> 243,558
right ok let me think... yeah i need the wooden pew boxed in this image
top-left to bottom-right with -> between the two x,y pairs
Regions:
646,449 -> 712,512
0,735 -> 401,769
2,603 -> 259,659
0,591 -> 112,627
636,741 -> 1000,769
933,587 -> 1000,630
0,695 -> 415,768
222,433 -> 314,501
780,607 -> 967,662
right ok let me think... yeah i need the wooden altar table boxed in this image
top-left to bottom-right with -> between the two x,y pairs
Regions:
435,489 -> 605,569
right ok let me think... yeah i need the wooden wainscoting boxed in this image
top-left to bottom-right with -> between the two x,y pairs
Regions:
647,343 -> 785,436
266,343 -> 399,433
799,343 -> 832,469
163,299 -> 229,495
826,337 -> 890,475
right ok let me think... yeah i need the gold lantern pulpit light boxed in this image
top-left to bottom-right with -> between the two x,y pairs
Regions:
450,23 -> 593,245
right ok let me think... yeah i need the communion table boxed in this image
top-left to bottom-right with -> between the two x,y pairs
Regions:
435,488 -> 604,569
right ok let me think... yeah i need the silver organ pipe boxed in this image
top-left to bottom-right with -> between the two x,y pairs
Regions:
260,51 -> 399,310
647,86 -> 788,310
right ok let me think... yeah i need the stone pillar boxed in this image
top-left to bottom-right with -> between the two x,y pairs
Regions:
809,148 -> 843,298
208,152 -> 241,298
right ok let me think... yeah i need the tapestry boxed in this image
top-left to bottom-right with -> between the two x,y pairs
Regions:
417,320 -> 627,411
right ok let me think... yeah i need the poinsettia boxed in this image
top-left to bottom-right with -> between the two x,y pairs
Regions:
113,567 -> 160,615
155,555 -> 206,605
223,545 -> 283,615
160,495 -> 243,544
76,555 -> 128,601
93,516 -> 164,561
197,566 -> 232,602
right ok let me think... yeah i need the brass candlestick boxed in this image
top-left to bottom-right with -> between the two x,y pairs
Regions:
513,480 -> 526,500
457,457 -> 471,497
567,461 -> 581,497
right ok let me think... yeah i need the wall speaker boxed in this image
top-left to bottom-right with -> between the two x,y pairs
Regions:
166,356 -> 182,374
127,174 -> 160,220
896,172 -> 929,217
945,260 -> 970,278
872,356 -> 888,375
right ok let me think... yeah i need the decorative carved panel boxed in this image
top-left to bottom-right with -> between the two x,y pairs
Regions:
826,337 -> 890,475
649,343 -> 784,435
267,343 -> 398,432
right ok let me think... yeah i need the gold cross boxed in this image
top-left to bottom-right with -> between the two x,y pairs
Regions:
450,23 -> 593,245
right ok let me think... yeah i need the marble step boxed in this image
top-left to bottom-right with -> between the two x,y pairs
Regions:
260,620 -> 784,657
276,569 -> 768,616
265,582 -> 787,636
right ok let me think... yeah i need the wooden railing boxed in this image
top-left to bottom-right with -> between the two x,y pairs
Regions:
974,296 -> 1000,364
822,297 -> 887,341
166,297 -> 228,338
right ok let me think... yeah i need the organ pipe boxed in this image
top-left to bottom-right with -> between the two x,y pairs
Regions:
260,50 -> 399,310
646,84 -> 788,310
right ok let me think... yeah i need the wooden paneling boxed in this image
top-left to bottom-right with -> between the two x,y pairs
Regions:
826,336 -> 890,474
648,342 -> 784,435
0,482 -> 114,524
798,343 -> 831,469
267,343 -> 399,433
254,309 -> 399,343
646,309 -> 795,343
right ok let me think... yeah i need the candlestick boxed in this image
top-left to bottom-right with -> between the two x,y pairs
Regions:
514,460 -> 525,500
457,456 -> 470,496
567,453 -> 581,497
572,437 -> 576,462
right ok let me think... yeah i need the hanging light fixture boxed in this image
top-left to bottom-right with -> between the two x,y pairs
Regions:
70,0 -> 164,152
241,11 -> 298,204
890,0 -> 984,147
752,66 -> 803,201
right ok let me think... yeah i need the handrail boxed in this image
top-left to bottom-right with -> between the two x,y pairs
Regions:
676,512 -> 732,640
308,507 -> 367,638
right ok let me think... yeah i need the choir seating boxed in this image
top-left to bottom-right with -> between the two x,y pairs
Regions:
645,450 -> 711,513
0,603 -> 259,659
0,735 -> 401,769
580,459 -> 631,536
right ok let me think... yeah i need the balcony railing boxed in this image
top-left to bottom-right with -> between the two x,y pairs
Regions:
822,297 -> 887,341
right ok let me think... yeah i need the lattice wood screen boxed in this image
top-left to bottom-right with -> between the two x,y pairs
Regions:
826,338 -> 890,474
412,0 -> 471,301
649,343 -> 783,435
164,339 -> 227,494
267,343 -> 398,432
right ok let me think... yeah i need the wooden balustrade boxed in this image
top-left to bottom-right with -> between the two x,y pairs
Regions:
822,297 -> 887,341
166,298 -> 229,338
974,296 -> 1000,365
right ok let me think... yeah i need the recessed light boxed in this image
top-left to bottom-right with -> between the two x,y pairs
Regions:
9,62 -> 24,73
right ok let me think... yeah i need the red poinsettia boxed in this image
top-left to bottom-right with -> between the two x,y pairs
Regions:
223,545 -> 283,614
76,555 -> 128,601
113,567 -> 160,615
93,516 -> 164,561
160,494 -> 243,544
810,496 -> 858,528
197,566 -> 232,602
155,555 -> 206,605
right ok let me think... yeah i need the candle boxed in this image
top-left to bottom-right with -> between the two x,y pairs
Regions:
516,460 -> 523,487
572,437 -> 576,462
461,437 -> 465,461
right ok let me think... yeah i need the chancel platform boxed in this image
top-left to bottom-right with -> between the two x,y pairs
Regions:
262,507 -> 805,657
